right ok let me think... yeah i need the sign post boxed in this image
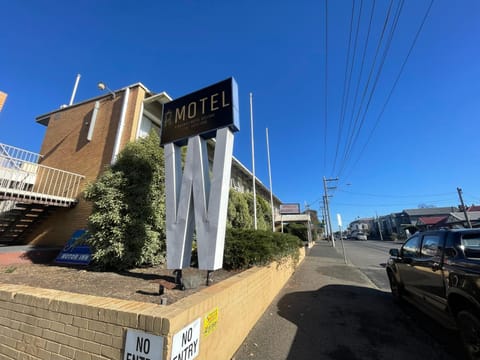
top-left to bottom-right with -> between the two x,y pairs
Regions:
337,213 -> 347,264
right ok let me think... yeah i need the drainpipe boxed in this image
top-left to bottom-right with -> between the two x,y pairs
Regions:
111,87 -> 130,164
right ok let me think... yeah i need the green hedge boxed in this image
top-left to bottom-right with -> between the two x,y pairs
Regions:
284,223 -> 309,243
223,228 -> 303,270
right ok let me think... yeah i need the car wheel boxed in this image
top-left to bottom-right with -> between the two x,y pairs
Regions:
457,310 -> 480,360
387,271 -> 403,301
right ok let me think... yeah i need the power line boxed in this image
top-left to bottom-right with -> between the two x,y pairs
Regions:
342,0 -> 376,175
332,0 -> 358,174
341,0 -> 405,178
344,0 -> 435,179
323,0 -> 329,171
338,0 -> 395,177
334,198 -> 458,207
337,189 -> 455,198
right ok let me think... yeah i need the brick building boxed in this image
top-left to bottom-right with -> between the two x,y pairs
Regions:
0,82 -> 281,246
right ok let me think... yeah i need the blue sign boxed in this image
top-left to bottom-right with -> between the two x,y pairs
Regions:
55,229 -> 92,265
161,77 -> 240,145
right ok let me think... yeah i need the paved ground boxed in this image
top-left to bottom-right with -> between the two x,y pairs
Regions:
0,245 -> 60,265
232,241 -> 458,360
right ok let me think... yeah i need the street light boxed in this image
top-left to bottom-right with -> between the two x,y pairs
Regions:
97,82 -> 116,98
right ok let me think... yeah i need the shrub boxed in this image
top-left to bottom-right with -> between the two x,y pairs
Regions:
223,228 -> 303,270
227,189 -> 253,229
284,223 -> 309,243
83,132 -> 166,270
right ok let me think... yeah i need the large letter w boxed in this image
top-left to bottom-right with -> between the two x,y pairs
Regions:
164,128 -> 234,270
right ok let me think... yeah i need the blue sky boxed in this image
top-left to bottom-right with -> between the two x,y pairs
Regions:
1,0 -> 479,227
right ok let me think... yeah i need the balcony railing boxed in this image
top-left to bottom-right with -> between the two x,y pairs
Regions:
0,143 -> 85,207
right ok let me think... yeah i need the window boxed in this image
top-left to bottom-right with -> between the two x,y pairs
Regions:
460,233 -> 480,259
421,235 -> 442,257
402,235 -> 421,258
138,114 -> 161,139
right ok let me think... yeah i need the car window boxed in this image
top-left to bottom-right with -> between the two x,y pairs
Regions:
402,235 -> 421,258
421,235 -> 442,257
460,233 -> 480,259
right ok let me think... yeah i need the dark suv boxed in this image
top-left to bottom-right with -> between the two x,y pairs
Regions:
386,228 -> 480,360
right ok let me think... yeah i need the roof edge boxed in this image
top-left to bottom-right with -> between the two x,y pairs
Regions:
36,82 -> 163,126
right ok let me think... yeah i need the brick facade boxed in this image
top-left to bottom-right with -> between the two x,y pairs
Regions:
29,86 -> 147,246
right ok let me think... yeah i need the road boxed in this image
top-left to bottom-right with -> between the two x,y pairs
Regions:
337,239 -> 401,290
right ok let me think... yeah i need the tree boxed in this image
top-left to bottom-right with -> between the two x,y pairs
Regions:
83,132 -> 166,270
245,192 -> 268,230
227,189 -> 253,229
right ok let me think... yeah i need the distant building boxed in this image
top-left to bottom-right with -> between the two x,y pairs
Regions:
348,218 -> 374,234
446,211 -> 480,228
416,216 -> 448,230
371,206 -> 480,240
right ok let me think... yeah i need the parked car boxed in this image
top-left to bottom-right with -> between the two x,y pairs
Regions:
386,228 -> 480,359
355,232 -> 367,241
348,230 -> 367,240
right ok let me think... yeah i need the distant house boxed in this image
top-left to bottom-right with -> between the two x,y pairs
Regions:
416,216 -> 448,230
446,211 -> 480,228
391,207 -> 458,235
348,218 -> 374,235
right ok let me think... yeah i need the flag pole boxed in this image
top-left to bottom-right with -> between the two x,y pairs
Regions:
266,127 -> 275,231
249,92 -> 257,230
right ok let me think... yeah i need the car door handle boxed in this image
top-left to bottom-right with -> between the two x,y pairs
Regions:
431,262 -> 441,272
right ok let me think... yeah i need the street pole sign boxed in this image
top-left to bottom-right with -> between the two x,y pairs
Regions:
336,213 -> 343,227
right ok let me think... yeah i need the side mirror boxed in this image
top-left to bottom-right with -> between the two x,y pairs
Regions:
389,248 -> 400,257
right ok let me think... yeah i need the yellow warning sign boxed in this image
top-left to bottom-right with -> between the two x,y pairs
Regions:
203,307 -> 219,337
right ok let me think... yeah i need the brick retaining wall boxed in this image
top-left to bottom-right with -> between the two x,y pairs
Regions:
0,248 -> 304,360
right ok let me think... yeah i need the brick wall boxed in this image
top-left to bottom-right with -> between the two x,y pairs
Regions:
27,86 -> 146,246
0,249 -> 304,360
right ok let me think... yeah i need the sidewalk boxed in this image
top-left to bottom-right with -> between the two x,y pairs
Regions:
232,241 -> 378,360
0,245 -> 60,265
231,241 -> 454,360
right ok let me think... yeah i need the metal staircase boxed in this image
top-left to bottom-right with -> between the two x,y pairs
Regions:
0,202 -> 56,244
0,143 -> 85,245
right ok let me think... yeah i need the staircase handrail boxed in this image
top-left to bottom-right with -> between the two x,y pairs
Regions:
0,143 -> 43,164
0,143 -> 43,169
0,150 -> 85,204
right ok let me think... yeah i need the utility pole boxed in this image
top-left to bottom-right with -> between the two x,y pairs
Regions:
321,200 -> 327,240
457,187 -> 472,228
376,212 -> 384,241
323,176 -> 338,247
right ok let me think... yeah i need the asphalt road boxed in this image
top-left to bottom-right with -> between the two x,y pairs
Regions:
338,239 -> 402,290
